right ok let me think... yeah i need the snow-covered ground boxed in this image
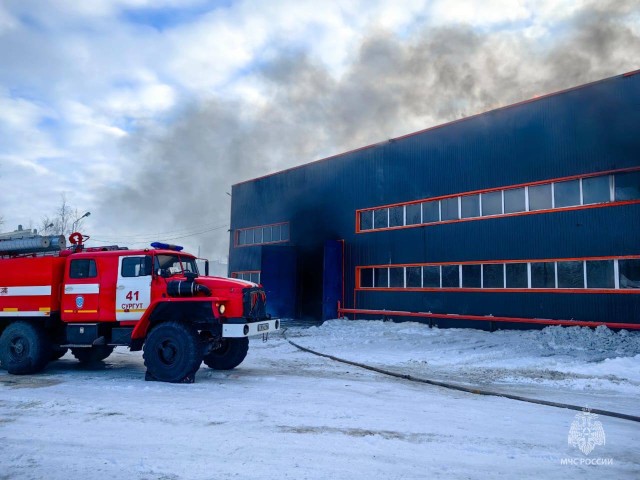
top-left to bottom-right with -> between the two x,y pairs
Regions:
288,321 -> 640,416
1,320 -> 639,479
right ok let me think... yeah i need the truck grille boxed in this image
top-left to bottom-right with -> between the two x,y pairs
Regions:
242,287 -> 267,321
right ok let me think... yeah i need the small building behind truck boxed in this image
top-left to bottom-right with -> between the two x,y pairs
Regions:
0,231 -> 279,382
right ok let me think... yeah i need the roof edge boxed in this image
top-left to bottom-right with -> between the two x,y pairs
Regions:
233,68 -> 640,188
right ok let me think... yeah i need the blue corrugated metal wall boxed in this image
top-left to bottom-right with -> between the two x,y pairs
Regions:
229,71 -> 640,326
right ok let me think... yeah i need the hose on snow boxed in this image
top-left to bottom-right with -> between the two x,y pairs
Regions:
282,328 -> 640,424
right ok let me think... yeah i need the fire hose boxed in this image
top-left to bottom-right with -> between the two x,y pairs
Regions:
282,328 -> 640,424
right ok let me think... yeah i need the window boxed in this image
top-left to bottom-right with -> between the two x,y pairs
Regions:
263,226 -> 272,243
236,223 -> 290,246
528,184 -> 552,211
619,259 -> 640,289
482,264 -> 504,288
481,191 -> 502,216
615,171 -> 640,201
557,261 -> 584,288
271,224 -> 281,242
440,198 -> 458,221
389,206 -> 404,228
281,223 -> 290,241
358,257 -> 640,292
233,271 -> 260,283
121,256 -> 152,277
505,263 -> 527,288
69,259 -> 97,279
462,264 -> 481,288
360,211 -> 373,230
154,255 -> 198,275
406,204 -> 421,225
360,269 -> 373,288
531,262 -> 555,288
586,261 -> 614,289
389,267 -> 404,287
460,195 -> 480,219
554,180 -> 580,208
245,229 -> 254,245
504,188 -> 525,213
422,201 -> 439,223
406,267 -> 421,287
254,227 -> 263,244
374,209 -> 388,229
423,266 -> 440,287
357,169 -> 640,233
441,265 -> 459,288
582,176 -> 610,204
374,268 -> 389,288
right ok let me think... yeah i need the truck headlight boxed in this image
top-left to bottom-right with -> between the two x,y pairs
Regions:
218,304 -> 226,315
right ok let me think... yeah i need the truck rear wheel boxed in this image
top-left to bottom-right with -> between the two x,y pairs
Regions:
203,337 -> 249,370
0,321 -> 51,374
143,321 -> 203,383
71,346 -> 114,363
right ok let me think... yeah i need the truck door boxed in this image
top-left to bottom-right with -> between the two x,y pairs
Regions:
62,257 -> 101,322
116,255 -> 152,321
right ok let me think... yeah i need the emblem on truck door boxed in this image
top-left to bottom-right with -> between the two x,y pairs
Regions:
75,296 -> 85,309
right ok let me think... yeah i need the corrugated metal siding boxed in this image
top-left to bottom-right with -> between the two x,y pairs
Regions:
229,71 -> 640,325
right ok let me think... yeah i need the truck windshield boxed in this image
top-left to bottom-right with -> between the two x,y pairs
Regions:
154,254 -> 199,276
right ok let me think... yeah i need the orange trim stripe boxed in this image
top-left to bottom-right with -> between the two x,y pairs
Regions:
356,255 -> 640,294
359,166 -> 640,212
357,287 -> 640,295
358,254 -> 640,269
358,200 -> 640,234
337,307 -> 640,330
356,166 -> 640,233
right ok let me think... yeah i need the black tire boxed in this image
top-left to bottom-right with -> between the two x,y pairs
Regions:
71,346 -> 114,363
0,321 -> 51,374
51,347 -> 69,361
203,337 -> 249,370
143,322 -> 203,383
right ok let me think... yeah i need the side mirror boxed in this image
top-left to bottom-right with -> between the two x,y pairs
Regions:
205,260 -> 209,276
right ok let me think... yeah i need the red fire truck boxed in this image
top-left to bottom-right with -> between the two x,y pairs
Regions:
0,233 -> 279,383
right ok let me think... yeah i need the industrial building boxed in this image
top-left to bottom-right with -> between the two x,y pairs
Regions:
228,70 -> 640,329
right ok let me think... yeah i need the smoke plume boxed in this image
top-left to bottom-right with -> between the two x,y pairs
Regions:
98,1 -> 640,260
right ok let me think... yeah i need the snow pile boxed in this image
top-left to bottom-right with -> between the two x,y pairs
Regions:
531,325 -> 640,360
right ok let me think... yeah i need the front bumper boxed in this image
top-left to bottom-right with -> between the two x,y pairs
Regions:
222,318 -> 280,338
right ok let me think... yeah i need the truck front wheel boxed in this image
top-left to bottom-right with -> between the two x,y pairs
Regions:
143,322 -> 203,383
0,321 -> 51,374
203,337 -> 249,370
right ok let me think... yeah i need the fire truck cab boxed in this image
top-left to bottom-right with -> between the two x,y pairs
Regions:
0,235 -> 279,383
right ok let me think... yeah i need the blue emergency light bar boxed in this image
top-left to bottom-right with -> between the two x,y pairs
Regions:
150,242 -> 184,251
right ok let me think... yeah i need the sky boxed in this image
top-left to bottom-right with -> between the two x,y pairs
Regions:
0,0 -> 638,262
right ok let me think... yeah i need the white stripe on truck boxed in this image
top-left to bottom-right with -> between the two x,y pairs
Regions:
63,283 -> 100,294
0,286 -> 52,296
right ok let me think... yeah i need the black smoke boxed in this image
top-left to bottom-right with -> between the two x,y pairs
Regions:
98,1 -> 640,259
